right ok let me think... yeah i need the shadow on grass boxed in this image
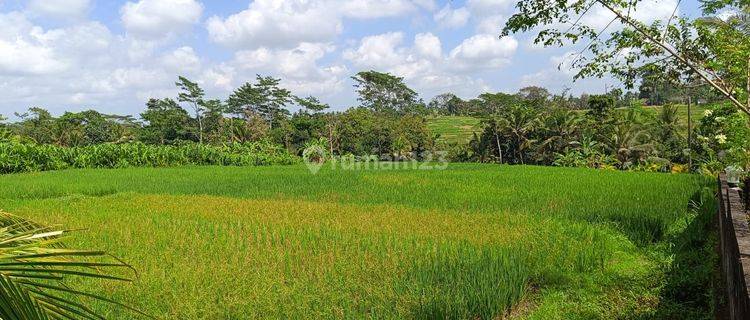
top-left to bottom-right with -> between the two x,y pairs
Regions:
638,187 -> 721,319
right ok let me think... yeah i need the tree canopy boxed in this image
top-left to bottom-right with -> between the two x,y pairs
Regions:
502,0 -> 750,116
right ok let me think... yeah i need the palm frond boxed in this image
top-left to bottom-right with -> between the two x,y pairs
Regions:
0,211 -> 148,319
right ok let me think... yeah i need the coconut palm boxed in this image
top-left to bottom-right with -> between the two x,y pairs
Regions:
601,110 -> 655,168
0,211 -> 145,319
500,105 -> 541,164
537,108 -> 583,163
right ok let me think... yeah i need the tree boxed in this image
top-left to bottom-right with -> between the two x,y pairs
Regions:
176,76 -> 206,143
352,71 -> 420,115
654,104 -> 686,162
55,110 -> 122,146
601,109 -> 654,167
256,75 -> 293,129
14,107 -> 55,144
537,107 -> 583,163
296,96 -> 329,113
587,94 -> 615,119
428,93 -> 465,115
477,92 -> 520,115
140,98 -> 194,144
517,86 -> 550,107
502,0 -> 750,117
227,75 -> 292,130
228,82 -> 262,119
500,104 -> 541,164
201,99 -> 228,144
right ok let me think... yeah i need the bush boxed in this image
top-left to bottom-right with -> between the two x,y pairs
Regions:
0,141 -> 298,174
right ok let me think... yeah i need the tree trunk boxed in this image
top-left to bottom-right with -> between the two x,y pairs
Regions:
494,131 -> 502,164
328,125 -> 334,155
194,103 -> 203,144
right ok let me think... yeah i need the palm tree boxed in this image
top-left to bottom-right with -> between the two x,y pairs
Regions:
601,110 -> 654,168
499,105 -> 541,164
0,211 -> 145,319
537,108 -> 582,163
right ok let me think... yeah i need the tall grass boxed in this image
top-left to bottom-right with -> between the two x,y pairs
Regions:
0,141 -> 297,173
0,164 -> 716,318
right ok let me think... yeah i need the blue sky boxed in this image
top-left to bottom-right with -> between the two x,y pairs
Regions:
0,0 -> 698,118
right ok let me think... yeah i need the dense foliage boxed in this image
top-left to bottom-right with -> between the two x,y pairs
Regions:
502,0 -> 750,116
0,141 -> 297,174
0,69 -> 744,175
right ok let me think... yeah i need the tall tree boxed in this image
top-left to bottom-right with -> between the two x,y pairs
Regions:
428,93 -> 464,115
14,107 -> 55,144
176,76 -> 206,143
227,75 -> 292,130
296,96 -> 330,113
140,98 -> 194,144
227,82 -> 263,119
352,71 -> 420,115
517,86 -> 550,108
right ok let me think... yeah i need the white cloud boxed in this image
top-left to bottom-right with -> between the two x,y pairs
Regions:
121,0 -> 203,39
27,0 -> 90,20
475,14 -> 504,34
226,42 -> 349,96
344,31 -> 517,99
0,38 -> 67,75
550,51 -> 579,76
569,0 -> 679,31
0,12 -> 114,75
343,32 -> 406,68
414,33 -> 441,59
162,46 -> 201,73
520,51 -> 617,95
467,0 -> 514,14
206,0 -> 430,50
207,0 -> 341,49
434,4 -> 470,29
0,10 -> 187,115
412,0 -> 437,11
340,0 -> 417,19
449,34 -> 518,71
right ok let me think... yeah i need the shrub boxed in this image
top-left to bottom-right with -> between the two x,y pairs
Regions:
0,141 -> 298,174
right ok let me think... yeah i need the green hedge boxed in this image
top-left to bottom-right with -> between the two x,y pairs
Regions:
0,142 -> 299,174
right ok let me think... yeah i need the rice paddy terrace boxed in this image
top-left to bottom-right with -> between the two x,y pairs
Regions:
0,164 -> 717,319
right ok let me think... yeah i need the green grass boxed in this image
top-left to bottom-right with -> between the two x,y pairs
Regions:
641,104 -> 709,128
0,164 -> 717,319
430,104 -> 710,146
427,116 -> 482,145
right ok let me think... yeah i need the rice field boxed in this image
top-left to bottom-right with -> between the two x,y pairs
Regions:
0,164 -> 717,319
427,116 -> 482,145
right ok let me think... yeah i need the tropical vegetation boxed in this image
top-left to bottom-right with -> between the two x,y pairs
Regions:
0,164 -> 718,319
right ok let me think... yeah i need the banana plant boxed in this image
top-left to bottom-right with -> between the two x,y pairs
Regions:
0,211 -> 147,319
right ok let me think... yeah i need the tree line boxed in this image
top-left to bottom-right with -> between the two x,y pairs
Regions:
0,70 -> 743,174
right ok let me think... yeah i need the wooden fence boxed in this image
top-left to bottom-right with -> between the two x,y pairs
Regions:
717,174 -> 750,319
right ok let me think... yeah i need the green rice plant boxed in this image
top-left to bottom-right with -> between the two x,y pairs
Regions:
400,244 -> 530,320
0,164 -> 717,319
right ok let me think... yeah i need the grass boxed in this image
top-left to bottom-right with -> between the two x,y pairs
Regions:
0,164 -> 718,319
427,116 -> 482,145
429,104 -> 710,146
641,104 -> 709,128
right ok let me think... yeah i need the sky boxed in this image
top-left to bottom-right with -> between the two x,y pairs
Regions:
0,0 -> 700,118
